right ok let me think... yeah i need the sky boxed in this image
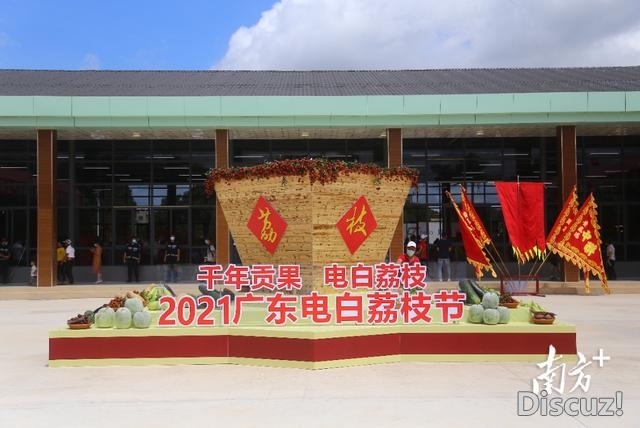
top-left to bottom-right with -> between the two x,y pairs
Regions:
1,0 -> 639,70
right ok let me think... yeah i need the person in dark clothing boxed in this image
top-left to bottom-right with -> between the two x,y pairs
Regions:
164,235 -> 180,283
124,237 -> 142,282
435,235 -> 452,281
0,237 -> 10,284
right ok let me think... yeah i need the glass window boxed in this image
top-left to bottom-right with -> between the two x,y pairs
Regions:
403,140 -> 426,168
191,207 -> 216,248
346,139 -> 384,165
309,139 -> 346,160
114,162 -> 151,182
153,140 -> 191,162
113,185 -> 150,206
75,140 -> 112,162
114,140 -> 151,161
153,162 -> 191,184
151,184 -> 191,206
425,139 -> 465,181
231,140 -> 269,167
466,139 -> 502,181
76,163 -> 112,184
271,140 -> 308,160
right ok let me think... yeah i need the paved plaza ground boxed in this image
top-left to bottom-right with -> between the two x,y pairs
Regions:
0,284 -> 638,427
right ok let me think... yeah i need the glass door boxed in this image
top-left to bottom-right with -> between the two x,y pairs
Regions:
114,208 -> 150,265
153,208 -> 189,263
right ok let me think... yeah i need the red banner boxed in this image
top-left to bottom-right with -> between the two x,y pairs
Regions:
546,185 -> 579,249
459,186 -> 491,248
447,191 -> 496,279
549,193 -> 609,294
495,182 -> 546,263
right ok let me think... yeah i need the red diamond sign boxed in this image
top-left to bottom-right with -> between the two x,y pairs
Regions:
247,196 -> 287,254
336,195 -> 378,254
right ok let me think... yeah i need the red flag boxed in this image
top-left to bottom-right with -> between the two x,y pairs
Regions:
495,182 -> 546,263
447,191 -> 496,279
546,185 -> 579,249
550,193 -> 609,294
459,186 -> 491,248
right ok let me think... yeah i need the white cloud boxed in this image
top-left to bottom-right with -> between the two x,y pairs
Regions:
215,0 -> 640,69
82,53 -> 101,70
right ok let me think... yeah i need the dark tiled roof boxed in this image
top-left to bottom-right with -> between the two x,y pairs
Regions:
1,67 -> 639,96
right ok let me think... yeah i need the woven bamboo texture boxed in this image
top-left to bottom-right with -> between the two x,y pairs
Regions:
215,173 -> 410,293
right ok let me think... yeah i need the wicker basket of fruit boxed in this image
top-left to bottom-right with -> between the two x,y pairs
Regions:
531,311 -> 556,324
67,313 -> 92,329
499,292 -> 519,309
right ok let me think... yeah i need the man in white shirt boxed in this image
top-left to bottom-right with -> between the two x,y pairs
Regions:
64,239 -> 75,284
606,241 -> 617,280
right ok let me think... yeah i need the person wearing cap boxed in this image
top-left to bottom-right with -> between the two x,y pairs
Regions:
64,239 -> 75,284
124,237 -> 142,283
164,235 -> 180,283
397,240 -> 420,264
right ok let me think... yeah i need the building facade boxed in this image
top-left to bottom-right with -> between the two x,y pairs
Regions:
0,68 -> 639,285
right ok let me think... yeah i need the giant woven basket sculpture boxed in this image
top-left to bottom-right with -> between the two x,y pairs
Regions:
208,160 -> 416,293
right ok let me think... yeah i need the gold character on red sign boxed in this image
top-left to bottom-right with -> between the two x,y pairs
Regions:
346,205 -> 368,236
259,208 -> 278,243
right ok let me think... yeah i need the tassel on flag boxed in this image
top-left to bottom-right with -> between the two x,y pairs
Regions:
495,182 -> 546,263
548,193 -> 609,294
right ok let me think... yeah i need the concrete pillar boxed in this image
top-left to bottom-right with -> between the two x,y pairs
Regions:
36,130 -> 57,287
387,128 -> 404,261
215,129 -> 230,266
557,125 -> 580,282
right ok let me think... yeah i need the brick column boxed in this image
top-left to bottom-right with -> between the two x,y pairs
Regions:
557,125 -> 580,282
215,129 -> 230,266
387,128 -> 404,261
36,130 -> 57,287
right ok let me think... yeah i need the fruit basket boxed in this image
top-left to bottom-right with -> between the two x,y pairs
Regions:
499,292 -> 519,309
67,323 -> 92,330
67,312 -> 93,329
531,311 -> 556,325
500,301 -> 519,309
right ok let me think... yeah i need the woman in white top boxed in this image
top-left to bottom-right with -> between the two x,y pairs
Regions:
64,239 -> 75,284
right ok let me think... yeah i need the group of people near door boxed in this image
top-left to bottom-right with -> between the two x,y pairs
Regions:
398,234 -> 453,282
54,236 -> 216,285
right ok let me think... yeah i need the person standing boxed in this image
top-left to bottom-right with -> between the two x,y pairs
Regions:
606,240 -> 617,280
396,241 -> 420,264
435,235 -> 452,282
417,234 -> 429,267
64,239 -> 75,284
56,241 -> 66,284
164,235 -> 180,283
0,237 -> 10,284
124,237 -> 141,283
204,238 -> 216,263
90,239 -> 103,284
29,261 -> 37,286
